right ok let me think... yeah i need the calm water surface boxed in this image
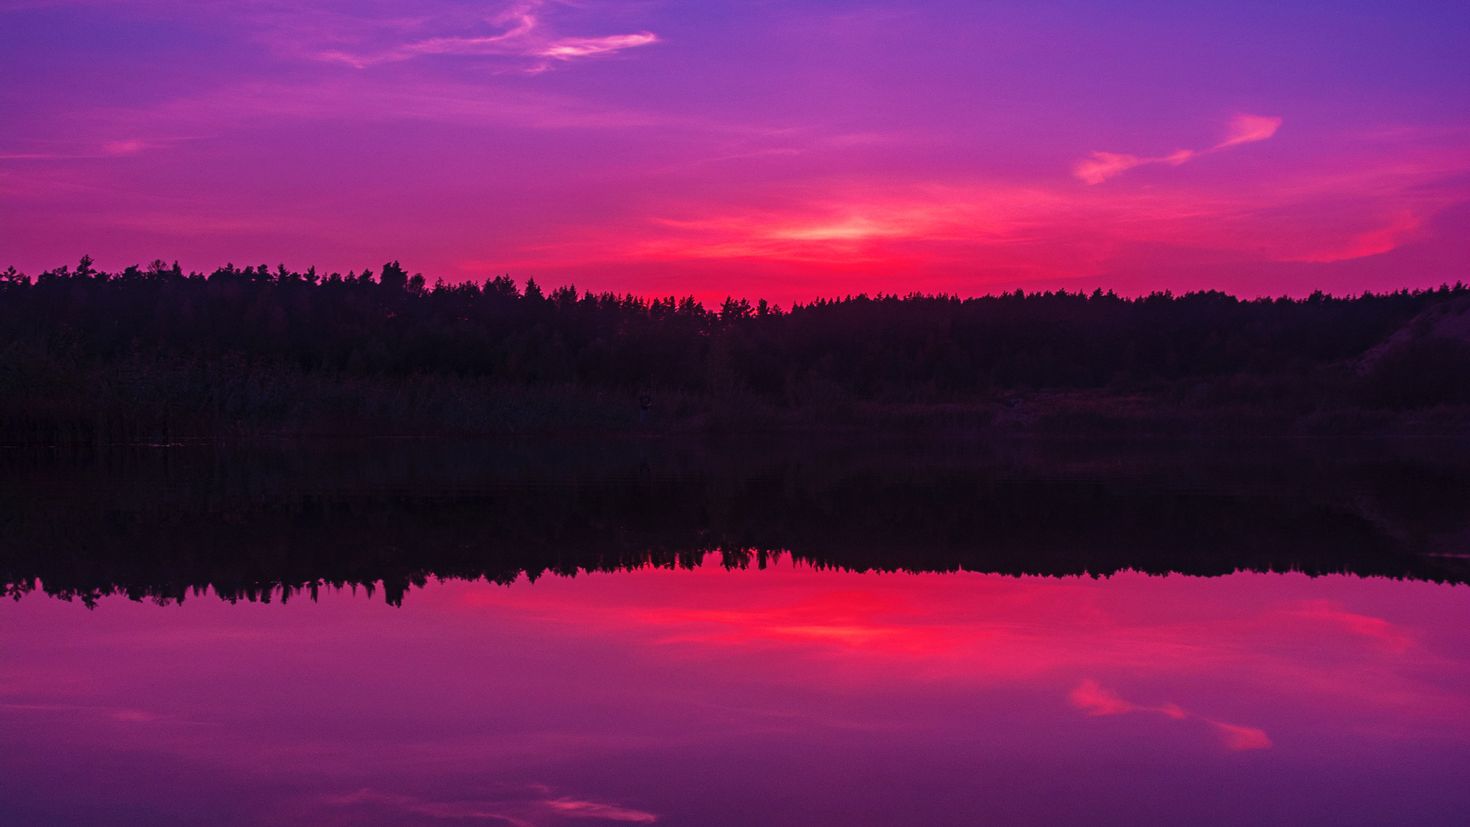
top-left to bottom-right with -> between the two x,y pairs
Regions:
6,563 -> 1470,825
3,440 -> 1469,825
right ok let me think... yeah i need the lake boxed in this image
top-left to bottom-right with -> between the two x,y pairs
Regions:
3,438 -> 1468,825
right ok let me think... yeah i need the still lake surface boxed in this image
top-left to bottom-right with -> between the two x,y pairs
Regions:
3,438 -> 1468,825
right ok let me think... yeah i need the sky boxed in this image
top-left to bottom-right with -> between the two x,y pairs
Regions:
2,0 -> 1468,303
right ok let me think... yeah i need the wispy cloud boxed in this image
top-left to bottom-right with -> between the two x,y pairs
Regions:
1074,149 -> 1194,186
0,137 -> 176,162
1075,114 -> 1282,184
1285,600 -> 1416,649
545,796 -> 660,823
7,1 -> 660,72
323,786 -> 658,824
1069,678 -> 1272,751
1,701 -> 196,725
539,32 -> 658,61
1286,211 -> 1424,264
1219,113 -> 1284,148
312,1 -> 658,71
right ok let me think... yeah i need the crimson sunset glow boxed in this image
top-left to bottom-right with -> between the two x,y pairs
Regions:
3,1 -> 1467,302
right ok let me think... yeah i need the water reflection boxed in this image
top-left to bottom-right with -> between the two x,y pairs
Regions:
3,438 -> 1469,604
3,559 -> 1468,825
2,439 -> 1469,824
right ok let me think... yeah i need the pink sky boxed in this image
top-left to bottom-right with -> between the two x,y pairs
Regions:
2,1 -> 1468,302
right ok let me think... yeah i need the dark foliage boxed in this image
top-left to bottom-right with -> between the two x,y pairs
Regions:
2,437 -> 1470,605
1362,336 -> 1470,408
1,257 -> 1467,438
4,439 -> 1468,606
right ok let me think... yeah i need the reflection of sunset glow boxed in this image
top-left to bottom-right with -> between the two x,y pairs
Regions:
1289,599 -> 1415,653
446,557 -> 1461,710
1069,678 -> 1272,752
322,787 -> 660,824
1210,721 -> 1273,752
3,557 -> 1468,823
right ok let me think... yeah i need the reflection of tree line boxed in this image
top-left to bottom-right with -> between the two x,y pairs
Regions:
3,441 -> 1468,605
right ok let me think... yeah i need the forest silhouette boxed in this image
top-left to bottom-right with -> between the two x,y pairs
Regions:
4,439 -> 1467,606
3,258 -> 1470,440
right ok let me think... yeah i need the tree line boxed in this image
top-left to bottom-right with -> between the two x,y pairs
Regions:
1,257 -> 1467,438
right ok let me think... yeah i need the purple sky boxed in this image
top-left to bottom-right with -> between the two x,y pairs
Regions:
3,0 -> 1468,302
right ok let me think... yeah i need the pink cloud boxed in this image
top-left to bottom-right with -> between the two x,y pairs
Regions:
1288,600 -> 1416,651
1210,721 -> 1274,751
1219,114 -> 1284,148
312,1 -> 657,70
324,787 -> 659,824
1074,152 -> 1147,186
0,138 -> 169,161
546,797 -> 660,823
1288,212 -> 1423,263
1069,679 -> 1138,716
100,139 -> 149,156
539,33 -> 659,61
1068,679 -> 1272,751
1076,113 -> 1282,184
2,701 -> 179,726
